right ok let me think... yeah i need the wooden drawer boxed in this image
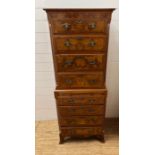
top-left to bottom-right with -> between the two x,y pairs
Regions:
53,35 -> 107,52
56,95 -> 105,106
61,127 -> 103,137
55,54 -> 105,72
48,10 -> 112,21
51,20 -> 108,34
57,73 -> 104,89
58,105 -> 104,116
55,89 -> 107,106
47,10 -> 112,34
59,116 -> 103,127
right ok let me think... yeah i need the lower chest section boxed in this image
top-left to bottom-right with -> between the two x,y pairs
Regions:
55,90 -> 106,136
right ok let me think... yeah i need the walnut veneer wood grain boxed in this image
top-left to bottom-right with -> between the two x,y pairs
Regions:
44,8 -> 115,144
55,54 -> 105,72
53,35 -> 107,52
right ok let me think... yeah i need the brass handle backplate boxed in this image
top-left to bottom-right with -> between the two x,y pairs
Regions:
65,79 -> 73,85
64,60 -> 73,66
62,23 -> 71,30
88,40 -> 96,47
88,23 -> 96,29
89,60 -> 96,65
64,40 -> 71,47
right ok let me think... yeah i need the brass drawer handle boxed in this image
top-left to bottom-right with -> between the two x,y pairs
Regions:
89,60 -> 96,65
88,40 -> 96,47
64,40 -> 71,47
88,23 -> 96,29
65,79 -> 73,85
62,23 -> 71,30
64,60 -> 73,66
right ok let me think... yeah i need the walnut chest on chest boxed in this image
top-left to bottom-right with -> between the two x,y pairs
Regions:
44,9 -> 115,143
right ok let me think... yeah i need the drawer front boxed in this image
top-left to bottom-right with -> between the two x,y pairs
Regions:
51,20 -> 108,34
57,73 -> 104,89
61,127 -> 103,137
48,11 -> 112,34
60,116 -> 103,127
57,95 -> 105,106
55,54 -> 105,72
53,35 -> 107,52
48,11 -> 112,21
58,105 -> 104,116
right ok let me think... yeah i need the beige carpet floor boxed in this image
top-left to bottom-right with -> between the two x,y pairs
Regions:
35,119 -> 119,155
